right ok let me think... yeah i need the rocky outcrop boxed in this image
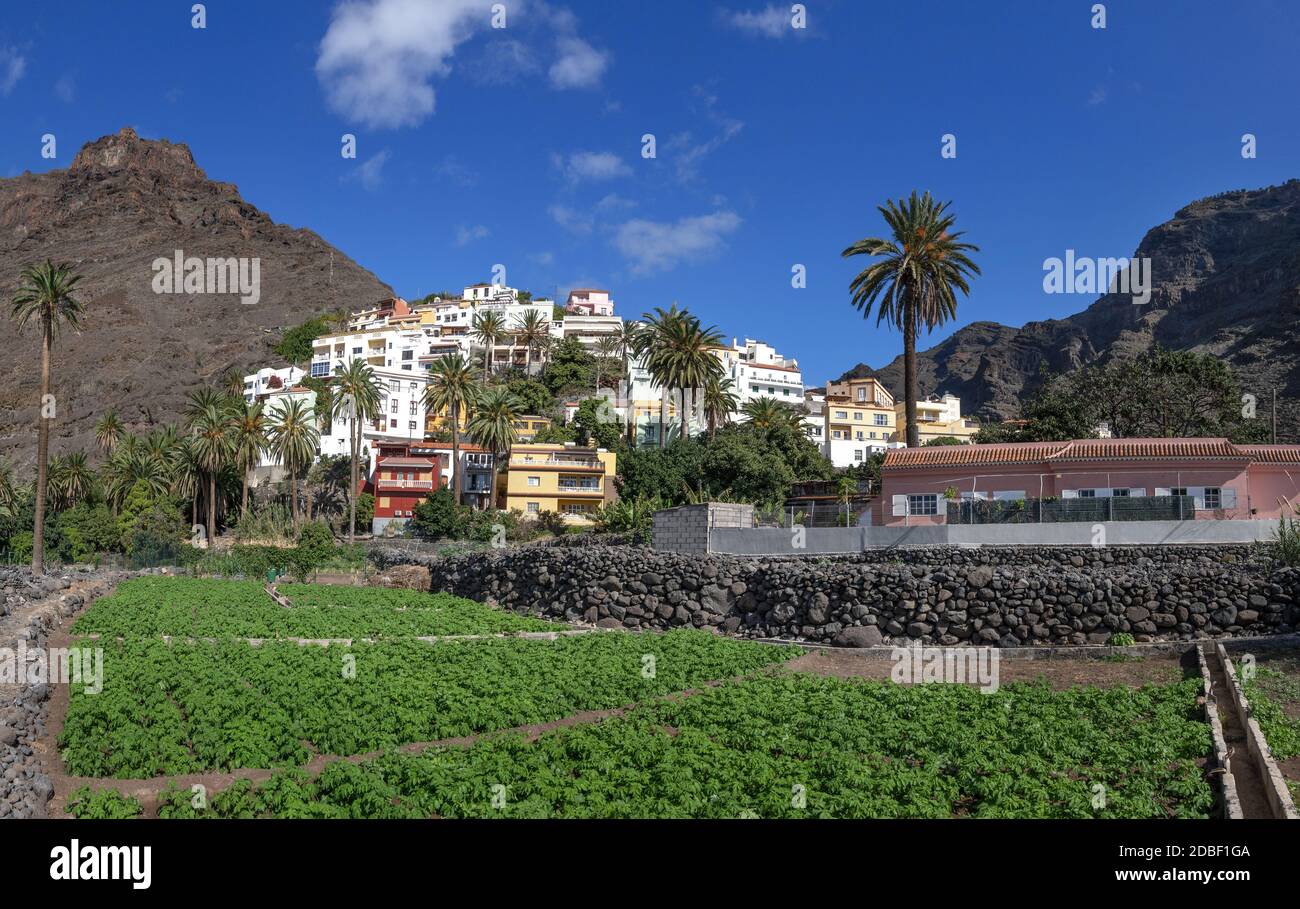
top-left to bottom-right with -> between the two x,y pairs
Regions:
0,127 -> 393,469
371,544 -> 1300,647
840,180 -> 1300,439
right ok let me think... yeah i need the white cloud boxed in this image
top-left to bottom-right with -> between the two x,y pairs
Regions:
0,47 -> 26,95
549,204 -> 593,235
345,149 -> 391,191
1087,85 -> 1108,106
720,5 -> 794,38
316,0 -> 493,129
549,36 -> 608,89
54,73 -> 75,103
436,154 -> 478,187
666,86 -> 744,182
455,224 -> 489,246
613,210 -> 742,275
595,193 -> 636,212
530,251 -> 555,265
316,0 -> 611,128
553,150 -> 630,183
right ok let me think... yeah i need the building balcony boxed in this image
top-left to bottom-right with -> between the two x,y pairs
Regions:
375,479 -> 435,491
509,456 -> 603,471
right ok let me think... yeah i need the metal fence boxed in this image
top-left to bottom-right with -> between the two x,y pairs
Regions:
944,494 -> 1246,524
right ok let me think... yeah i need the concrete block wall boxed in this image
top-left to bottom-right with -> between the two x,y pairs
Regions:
652,502 -> 754,554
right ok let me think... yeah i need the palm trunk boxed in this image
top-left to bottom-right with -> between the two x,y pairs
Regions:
451,403 -> 462,504
903,302 -> 919,448
207,472 -> 216,543
290,472 -> 299,533
31,331 -> 51,575
348,417 -> 359,542
680,388 -> 690,442
659,394 -> 668,449
241,472 -> 249,517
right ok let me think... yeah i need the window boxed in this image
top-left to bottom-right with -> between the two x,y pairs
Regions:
908,494 -> 938,516
874,413 -> 887,426
1204,487 -> 1222,509
352,346 -> 362,355
834,410 -> 848,420
853,412 -> 862,420
408,421 -> 417,431
1077,489 -> 1096,498
391,400 -> 399,413
402,350 -> 413,360
856,388 -> 866,402
526,502 -> 539,513
527,477 -> 540,487
409,401 -> 417,415
1111,488 -> 1130,497
390,381 -> 399,393
854,450 -> 864,462
855,431 -> 864,440
1171,487 -> 1187,497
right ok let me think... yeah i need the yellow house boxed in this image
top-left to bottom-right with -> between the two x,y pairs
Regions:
502,442 -> 617,524
510,415 -> 552,441
824,377 -> 897,446
892,394 -> 979,445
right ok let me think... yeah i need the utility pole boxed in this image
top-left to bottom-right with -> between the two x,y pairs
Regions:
1272,387 -> 1278,444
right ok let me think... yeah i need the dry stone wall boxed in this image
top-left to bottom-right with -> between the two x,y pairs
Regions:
370,544 -> 1300,647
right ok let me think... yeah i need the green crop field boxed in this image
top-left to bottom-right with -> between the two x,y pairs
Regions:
60,576 -> 1219,819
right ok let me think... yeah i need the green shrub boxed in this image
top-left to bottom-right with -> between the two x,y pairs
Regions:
1272,511 -> 1300,567
535,510 -> 568,536
1107,632 -> 1136,647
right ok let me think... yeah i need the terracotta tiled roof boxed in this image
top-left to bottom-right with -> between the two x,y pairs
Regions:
883,437 -> 1299,471
1049,438 -> 1245,461
378,457 -> 435,468
1238,445 -> 1300,464
884,442 -> 1067,469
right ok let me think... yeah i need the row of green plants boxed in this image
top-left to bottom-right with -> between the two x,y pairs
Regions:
75,673 -> 1214,819
70,576 -> 561,640
59,628 -> 797,778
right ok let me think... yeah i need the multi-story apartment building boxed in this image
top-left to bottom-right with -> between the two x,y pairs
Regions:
712,338 -> 804,415
801,388 -> 826,447
511,415 -> 552,442
500,442 -> 617,524
317,369 -> 429,466
823,377 -> 897,467
892,393 -> 980,445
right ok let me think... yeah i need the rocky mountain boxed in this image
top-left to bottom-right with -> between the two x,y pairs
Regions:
0,127 -> 392,469
840,180 -> 1300,440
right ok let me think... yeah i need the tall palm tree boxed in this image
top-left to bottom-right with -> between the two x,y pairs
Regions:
842,191 -> 980,447
469,310 -> 507,381
331,359 -> 382,541
103,446 -> 169,513
167,436 -> 203,526
190,402 -> 234,543
652,311 -> 725,444
514,309 -> 551,376
94,410 -> 124,457
266,398 -> 320,532
184,385 -> 228,422
222,370 -> 246,399
702,376 -> 739,437
467,387 -> 521,510
423,354 -> 480,503
9,260 -> 85,574
636,305 -> 687,449
594,334 -> 622,397
232,400 -> 269,519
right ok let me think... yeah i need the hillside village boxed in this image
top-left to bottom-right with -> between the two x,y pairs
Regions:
241,283 -> 981,532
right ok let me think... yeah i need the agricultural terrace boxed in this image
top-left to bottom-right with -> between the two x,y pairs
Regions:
1241,654 -> 1300,802
55,577 -> 1218,819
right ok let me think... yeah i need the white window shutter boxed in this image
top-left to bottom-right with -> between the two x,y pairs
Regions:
1188,486 -> 1206,509
1154,487 -> 1171,497
891,495 -> 908,516
1221,488 -> 1238,509
1061,489 -> 1077,499
1128,487 -> 1146,497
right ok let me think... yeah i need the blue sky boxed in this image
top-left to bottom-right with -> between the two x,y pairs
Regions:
2,0 -> 1298,387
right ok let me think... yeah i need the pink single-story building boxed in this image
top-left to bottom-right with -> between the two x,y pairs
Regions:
878,438 -> 1300,525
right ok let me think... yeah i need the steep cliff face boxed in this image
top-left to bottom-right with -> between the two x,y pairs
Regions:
840,180 -> 1300,439
0,128 -> 392,467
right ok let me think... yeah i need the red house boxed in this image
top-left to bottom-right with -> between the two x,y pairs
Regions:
369,443 -> 445,534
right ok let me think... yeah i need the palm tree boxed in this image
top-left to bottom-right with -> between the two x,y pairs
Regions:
190,402 -> 234,543
636,305 -> 687,449
48,451 -> 93,510
842,191 -> 980,447
514,309 -> 551,376
331,359 -> 382,541
94,410 -> 124,457
594,334 -> 622,397
167,436 -> 202,526
184,385 -> 228,422
9,260 -> 85,574
469,310 -> 507,381
467,387 -> 521,510
222,370 -> 246,399
653,311 -> 725,444
702,377 -> 739,437
266,398 -> 320,532
103,446 -> 169,513
232,400 -> 269,519
741,396 -> 802,431
0,459 -> 16,519
423,354 -> 480,504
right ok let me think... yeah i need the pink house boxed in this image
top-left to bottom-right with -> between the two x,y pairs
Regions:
878,438 -> 1300,525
